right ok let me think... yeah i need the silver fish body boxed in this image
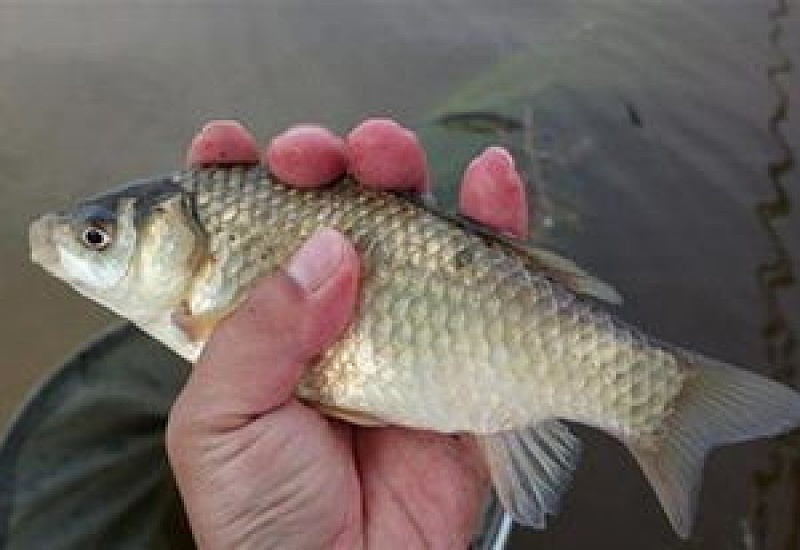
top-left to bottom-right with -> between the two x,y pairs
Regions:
177,168 -> 679,438
29,165 -> 800,537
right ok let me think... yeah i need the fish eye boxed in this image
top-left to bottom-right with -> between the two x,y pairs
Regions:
81,225 -> 112,251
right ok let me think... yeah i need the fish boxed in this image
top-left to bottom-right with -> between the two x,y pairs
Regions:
29,164 -> 800,537
624,100 -> 643,128
435,111 -> 525,135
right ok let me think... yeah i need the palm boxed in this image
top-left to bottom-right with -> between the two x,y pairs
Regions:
354,427 -> 488,548
233,402 -> 486,550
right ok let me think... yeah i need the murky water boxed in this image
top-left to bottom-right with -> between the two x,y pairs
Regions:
1,1 -> 798,548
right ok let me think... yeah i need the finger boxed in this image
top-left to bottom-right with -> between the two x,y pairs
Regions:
185,120 -> 260,168
265,125 -> 348,187
346,118 -> 429,192
174,228 -> 359,432
358,429 -> 489,548
458,146 -> 529,239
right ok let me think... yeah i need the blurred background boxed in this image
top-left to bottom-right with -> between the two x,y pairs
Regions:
1,0 -> 798,548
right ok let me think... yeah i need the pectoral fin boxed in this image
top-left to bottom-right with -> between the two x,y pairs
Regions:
172,301 -> 234,343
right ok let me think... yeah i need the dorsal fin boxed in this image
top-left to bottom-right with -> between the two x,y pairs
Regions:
515,244 -> 623,304
396,189 -> 622,304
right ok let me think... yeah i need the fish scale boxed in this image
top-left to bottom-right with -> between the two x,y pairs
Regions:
182,166 -> 685,437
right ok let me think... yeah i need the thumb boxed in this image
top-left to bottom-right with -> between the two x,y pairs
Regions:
172,228 -> 359,432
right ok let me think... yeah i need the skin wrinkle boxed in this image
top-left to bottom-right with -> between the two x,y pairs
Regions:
327,422 -> 365,550
415,437 -> 486,548
416,457 -> 461,541
407,480 -> 455,549
366,462 -> 428,549
202,407 -> 354,550
266,406 -> 362,547
355,430 -> 484,550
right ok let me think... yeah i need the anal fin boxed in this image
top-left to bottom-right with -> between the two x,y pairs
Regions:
477,420 -> 581,529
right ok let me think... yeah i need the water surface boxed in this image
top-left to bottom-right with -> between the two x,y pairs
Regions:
1,1 -> 798,548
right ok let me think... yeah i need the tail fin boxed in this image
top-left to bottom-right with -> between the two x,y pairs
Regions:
623,351 -> 800,538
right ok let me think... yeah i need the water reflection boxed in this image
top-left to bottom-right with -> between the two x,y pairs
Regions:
750,0 -> 798,548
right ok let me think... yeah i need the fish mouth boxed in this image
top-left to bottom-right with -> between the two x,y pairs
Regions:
29,213 -> 62,271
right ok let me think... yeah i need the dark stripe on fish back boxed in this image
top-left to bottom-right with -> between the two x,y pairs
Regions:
78,173 -> 186,228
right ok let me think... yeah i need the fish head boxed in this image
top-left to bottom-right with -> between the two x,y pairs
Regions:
29,174 -> 207,326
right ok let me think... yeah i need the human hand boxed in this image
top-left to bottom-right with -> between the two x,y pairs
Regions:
167,119 -> 530,549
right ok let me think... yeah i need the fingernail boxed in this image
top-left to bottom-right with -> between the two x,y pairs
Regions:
485,146 -> 515,168
287,228 -> 345,292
